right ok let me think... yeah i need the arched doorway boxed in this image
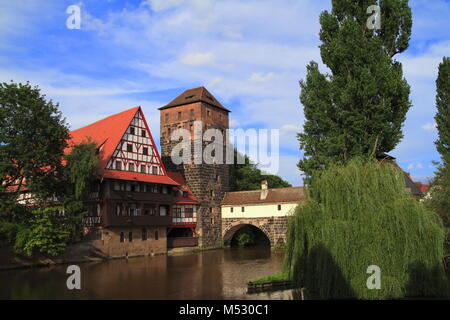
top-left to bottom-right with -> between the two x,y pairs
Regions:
223,224 -> 271,247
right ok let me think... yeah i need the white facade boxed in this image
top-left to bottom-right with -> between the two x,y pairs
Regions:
221,202 -> 297,219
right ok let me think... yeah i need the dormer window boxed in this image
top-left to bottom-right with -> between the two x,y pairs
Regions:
185,95 -> 194,100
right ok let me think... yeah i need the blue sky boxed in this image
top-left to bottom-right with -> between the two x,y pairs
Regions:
1,0 -> 449,186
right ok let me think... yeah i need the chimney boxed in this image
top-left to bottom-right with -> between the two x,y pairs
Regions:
260,180 -> 268,200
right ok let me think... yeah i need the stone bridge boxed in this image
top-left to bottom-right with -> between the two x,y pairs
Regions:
221,216 -> 288,247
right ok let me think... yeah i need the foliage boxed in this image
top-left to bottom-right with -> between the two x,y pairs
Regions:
0,81 -> 69,212
16,207 -> 70,257
297,0 -> 412,178
229,149 -> 291,191
434,57 -> 450,166
63,141 -> 100,240
425,57 -> 450,254
251,271 -> 291,284
284,158 -> 448,299
0,221 -> 20,243
236,232 -> 254,247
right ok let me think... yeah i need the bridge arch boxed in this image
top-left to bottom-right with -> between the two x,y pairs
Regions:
223,222 -> 272,246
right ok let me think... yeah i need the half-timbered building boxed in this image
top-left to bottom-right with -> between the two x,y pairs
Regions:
67,106 -> 199,256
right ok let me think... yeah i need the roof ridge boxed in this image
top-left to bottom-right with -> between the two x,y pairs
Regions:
70,106 -> 140,133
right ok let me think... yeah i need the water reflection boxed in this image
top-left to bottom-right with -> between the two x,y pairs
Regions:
0,247 -> 293,300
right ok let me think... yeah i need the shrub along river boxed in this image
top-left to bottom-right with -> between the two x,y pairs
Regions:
0,247 -> 295,300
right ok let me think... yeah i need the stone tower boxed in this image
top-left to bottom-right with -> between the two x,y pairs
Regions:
159,87 -> 230,248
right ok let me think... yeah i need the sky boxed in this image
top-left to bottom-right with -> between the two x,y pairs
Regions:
1,0 -> 449,186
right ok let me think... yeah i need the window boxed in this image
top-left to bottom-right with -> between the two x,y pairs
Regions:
190,124 -> 193,132
219,113 -> 222,120
207,110 -> 211,117
128,231 -> 133,242
129,163 -> 135,172
183,191 -> 188,198
152,166 -> 158,175
144,204 -> 156,216
230,207 -> 234,213
152,184 -> 160,193
143,147 -> 148,155
130,127 -> 135,135
241,207 -> 245,212
210,190 -> 214,197
125,182 -> 131,192
141,165 -> 146,173
113,180 -> 120,191
129,207 -> 135,216
159,206 -> 167,216
278,205 -> 281,211
165,113 -> 169,121
127,144 -> 133,152
115,161 -> 122,170
162,185 -> 168,194
190,109 -> 194,117
120,232 -> 124,243
115,204 -> 121,216
216,175 -> 220,183
173,207 -> 182,218
142,228 -> 147,241
178,111 -> 182,120
155,230 -> 159,241
185,208 -> 193,218
210,207 -> 213,213
141,129 -> 146,137
167,127 -> 171,137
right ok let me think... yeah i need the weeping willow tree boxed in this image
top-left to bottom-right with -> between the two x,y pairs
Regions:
63,140 -> 99,240
285,158 -> 448,299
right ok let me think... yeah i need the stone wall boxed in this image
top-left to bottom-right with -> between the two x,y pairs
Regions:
160,101 -> 230,249
222,216 -> 288,247
90,226 -> 167,258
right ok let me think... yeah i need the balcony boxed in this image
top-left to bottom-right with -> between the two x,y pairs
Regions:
84,216 -> 101,228
103,213 -> 171,227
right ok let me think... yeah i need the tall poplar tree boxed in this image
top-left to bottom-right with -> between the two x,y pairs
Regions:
435,57 -> 450,166
426,57 -> 450,254
298,0 -> 412,178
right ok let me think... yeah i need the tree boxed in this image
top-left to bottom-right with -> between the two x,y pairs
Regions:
298,0 -> 412,178
63,141 -> 100,240
425,57 -> 450,254
285,158 -> 448,299
0,81 -> 69,221
229,150 -> 291,191
434,57 -> 450,166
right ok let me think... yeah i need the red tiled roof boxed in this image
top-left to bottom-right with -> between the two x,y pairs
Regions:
65,106 -> 179,186
167,172 -> 199,204
158,86 -> 231,112
222,187 -> 305,206
103,170 -> 178,185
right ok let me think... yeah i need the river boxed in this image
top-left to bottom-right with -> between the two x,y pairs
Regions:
0,247 -> 295,300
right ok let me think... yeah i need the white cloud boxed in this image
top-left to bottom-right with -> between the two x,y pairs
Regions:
250,72 -> 275,82
421,122 -> 436,131
280,124 -> 301,133
180,52 -> 215,66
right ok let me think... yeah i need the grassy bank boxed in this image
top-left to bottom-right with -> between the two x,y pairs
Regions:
251,271 -> 291,284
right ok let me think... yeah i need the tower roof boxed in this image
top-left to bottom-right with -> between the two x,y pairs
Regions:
159,86 -> 230,112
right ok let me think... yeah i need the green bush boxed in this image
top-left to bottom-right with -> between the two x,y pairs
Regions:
17,207 -> 69,256
285,158 -> 448,299
236,232 -> 253,247
0,221 -> 20,243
